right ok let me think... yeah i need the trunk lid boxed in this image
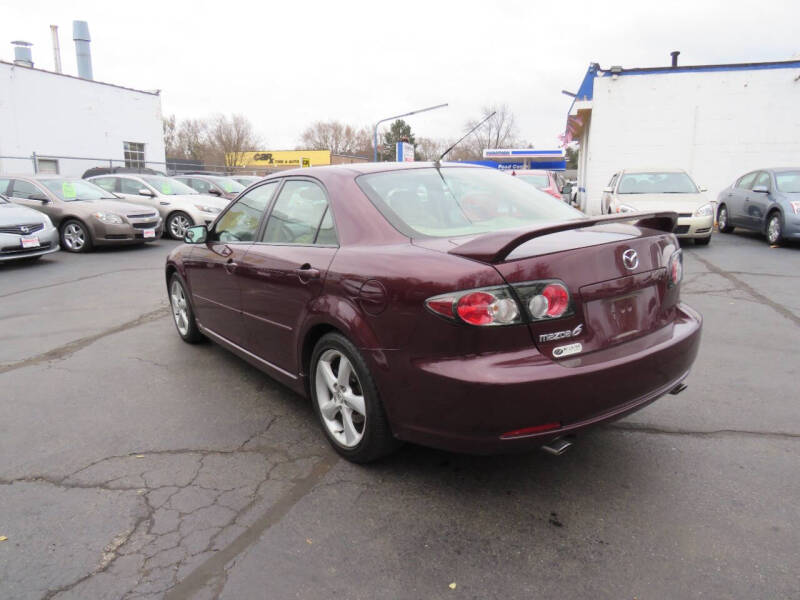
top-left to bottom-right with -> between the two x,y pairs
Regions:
441,214 -> 681,360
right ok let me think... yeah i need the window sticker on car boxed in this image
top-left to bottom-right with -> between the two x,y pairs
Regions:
161,183 -> 172,194
62,182 -> 76,199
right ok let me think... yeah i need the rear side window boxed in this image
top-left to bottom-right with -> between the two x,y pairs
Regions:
262,180 -> 334,245
215,181 -> 277,243
0,178 -> 10,195
736,172 -> 757,189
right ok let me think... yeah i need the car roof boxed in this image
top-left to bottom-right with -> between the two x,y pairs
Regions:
620,168 -> 688,174
510,169 -> 551,175
264,161 -> 487,179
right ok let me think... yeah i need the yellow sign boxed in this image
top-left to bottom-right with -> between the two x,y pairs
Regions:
236,150 -> 331,168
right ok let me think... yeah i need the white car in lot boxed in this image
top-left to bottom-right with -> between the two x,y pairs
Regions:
87,174 -> 230,239
602,169 -> 714,245
0,192 -> 60,262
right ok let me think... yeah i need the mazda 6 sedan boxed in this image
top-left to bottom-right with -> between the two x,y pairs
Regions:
165,163 -> 702,462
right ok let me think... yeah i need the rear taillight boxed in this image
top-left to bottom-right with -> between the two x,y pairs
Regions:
668,249 -> 683,287
425,280 -> 574,326
425,287 -> 521,326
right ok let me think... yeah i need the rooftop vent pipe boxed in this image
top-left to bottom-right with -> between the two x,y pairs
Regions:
671,51 -> 680,68
12,41 -> 33,68
72,20 -> 93,80
51,25 -> 62,73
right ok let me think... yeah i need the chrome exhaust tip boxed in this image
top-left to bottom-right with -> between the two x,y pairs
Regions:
669,382 -> 688,395
541,438 -> 572,456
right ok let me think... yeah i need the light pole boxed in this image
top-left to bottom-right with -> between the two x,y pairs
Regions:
372,103 -> 448,162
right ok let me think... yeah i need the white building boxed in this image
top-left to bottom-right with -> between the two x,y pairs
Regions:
0,60 -> 165,176
565,58 -> 800,215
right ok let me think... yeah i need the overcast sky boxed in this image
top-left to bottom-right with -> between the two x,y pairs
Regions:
2,0 -> 798,150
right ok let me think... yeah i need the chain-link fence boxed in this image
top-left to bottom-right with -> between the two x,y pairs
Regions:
0,152 -> 268,177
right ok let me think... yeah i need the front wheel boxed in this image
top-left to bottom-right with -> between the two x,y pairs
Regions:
766,212 -> 783,246
310,333 -> 400,463
717,205 -> 734,233
61,219 -> 93,253
167,212 -> 193,240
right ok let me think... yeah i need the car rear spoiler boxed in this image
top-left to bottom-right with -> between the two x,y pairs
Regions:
448,211 -> 678,263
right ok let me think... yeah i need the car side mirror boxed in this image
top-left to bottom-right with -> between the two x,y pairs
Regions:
184,225 -> 208,244
207,188 -> 222,197
561,183 -> 573,196
603,186 -> 613,193
751,185 -> 769,193
28,194 -> 49,202
699,185 -> 708,192
138,188 -> 155,197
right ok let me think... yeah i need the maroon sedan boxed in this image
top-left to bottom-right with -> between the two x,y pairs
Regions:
166,163 -> 701,462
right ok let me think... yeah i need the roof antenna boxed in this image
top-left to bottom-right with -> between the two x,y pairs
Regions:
435,111 -> 496,167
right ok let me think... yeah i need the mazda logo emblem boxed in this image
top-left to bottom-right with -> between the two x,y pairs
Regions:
622,249 -> 639,270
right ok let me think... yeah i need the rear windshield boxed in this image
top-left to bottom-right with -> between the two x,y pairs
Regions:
356,167 -> 582,238
515,174 -> 550,188
775,171 -> 800,193
618,172 -> 698,194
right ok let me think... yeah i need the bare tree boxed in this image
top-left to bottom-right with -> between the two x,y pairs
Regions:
299,121 -> 371,156
460,104 -> 520,159
415,137 -> 448,161
163,115 -> 179,157
176,118 -> 210,160
207,113 -> 262,168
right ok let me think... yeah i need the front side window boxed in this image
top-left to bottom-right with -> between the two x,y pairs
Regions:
736,172 -> 757,189
617,172 -> 698,194
123,142 -> 145,168
0,179 -> 10,195
357,167 -> 581,238
140,176 -> 197,195
262,180 -> 333,245
753,172 -> 770,190
11,179 -> 45,200
41,179 -> 115,201
119,178 -> 146,195
215,182 -> 277,242
775,171 -> 800,193
92,177 -> 118,193
186,178 -> 212,194
210,177 -> 245,194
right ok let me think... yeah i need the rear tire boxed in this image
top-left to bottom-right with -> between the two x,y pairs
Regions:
169,274 -> 204,343
694,236 -> 711,246
60,219 -> 93,253
766,212 -> 783,246
310,333 -> 400,463
717,205 -> 734,233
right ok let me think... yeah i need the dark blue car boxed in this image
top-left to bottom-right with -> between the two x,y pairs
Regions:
717,168 -> 800,245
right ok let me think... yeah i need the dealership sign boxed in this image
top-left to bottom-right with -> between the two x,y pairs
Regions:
236,150 -> 331,167
396,142 -> 415,162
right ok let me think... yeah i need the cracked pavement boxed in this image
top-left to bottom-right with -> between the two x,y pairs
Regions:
1,234 -> 799,599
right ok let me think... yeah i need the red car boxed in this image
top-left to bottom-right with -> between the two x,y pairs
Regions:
510,169 -> 567,200
166,163 -> 701,462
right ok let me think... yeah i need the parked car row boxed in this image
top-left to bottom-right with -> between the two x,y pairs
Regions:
510,169 -> 573,204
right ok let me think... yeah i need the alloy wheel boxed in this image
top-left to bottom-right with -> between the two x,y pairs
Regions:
315,349 -> 366,448
170,280 -> 190,336
63,223 -> 86,251
169,214 -> 192,239
718,208 -> 727,230
767,215 -> 781,244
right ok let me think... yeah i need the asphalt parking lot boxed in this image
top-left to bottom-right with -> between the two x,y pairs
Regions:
1,231 -> 799,600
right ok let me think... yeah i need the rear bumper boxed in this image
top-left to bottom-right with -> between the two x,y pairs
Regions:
373,302 -> 702,454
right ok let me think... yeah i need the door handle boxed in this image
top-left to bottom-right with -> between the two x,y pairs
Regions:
224,258 -> 237,273
295,263 -> 321,282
